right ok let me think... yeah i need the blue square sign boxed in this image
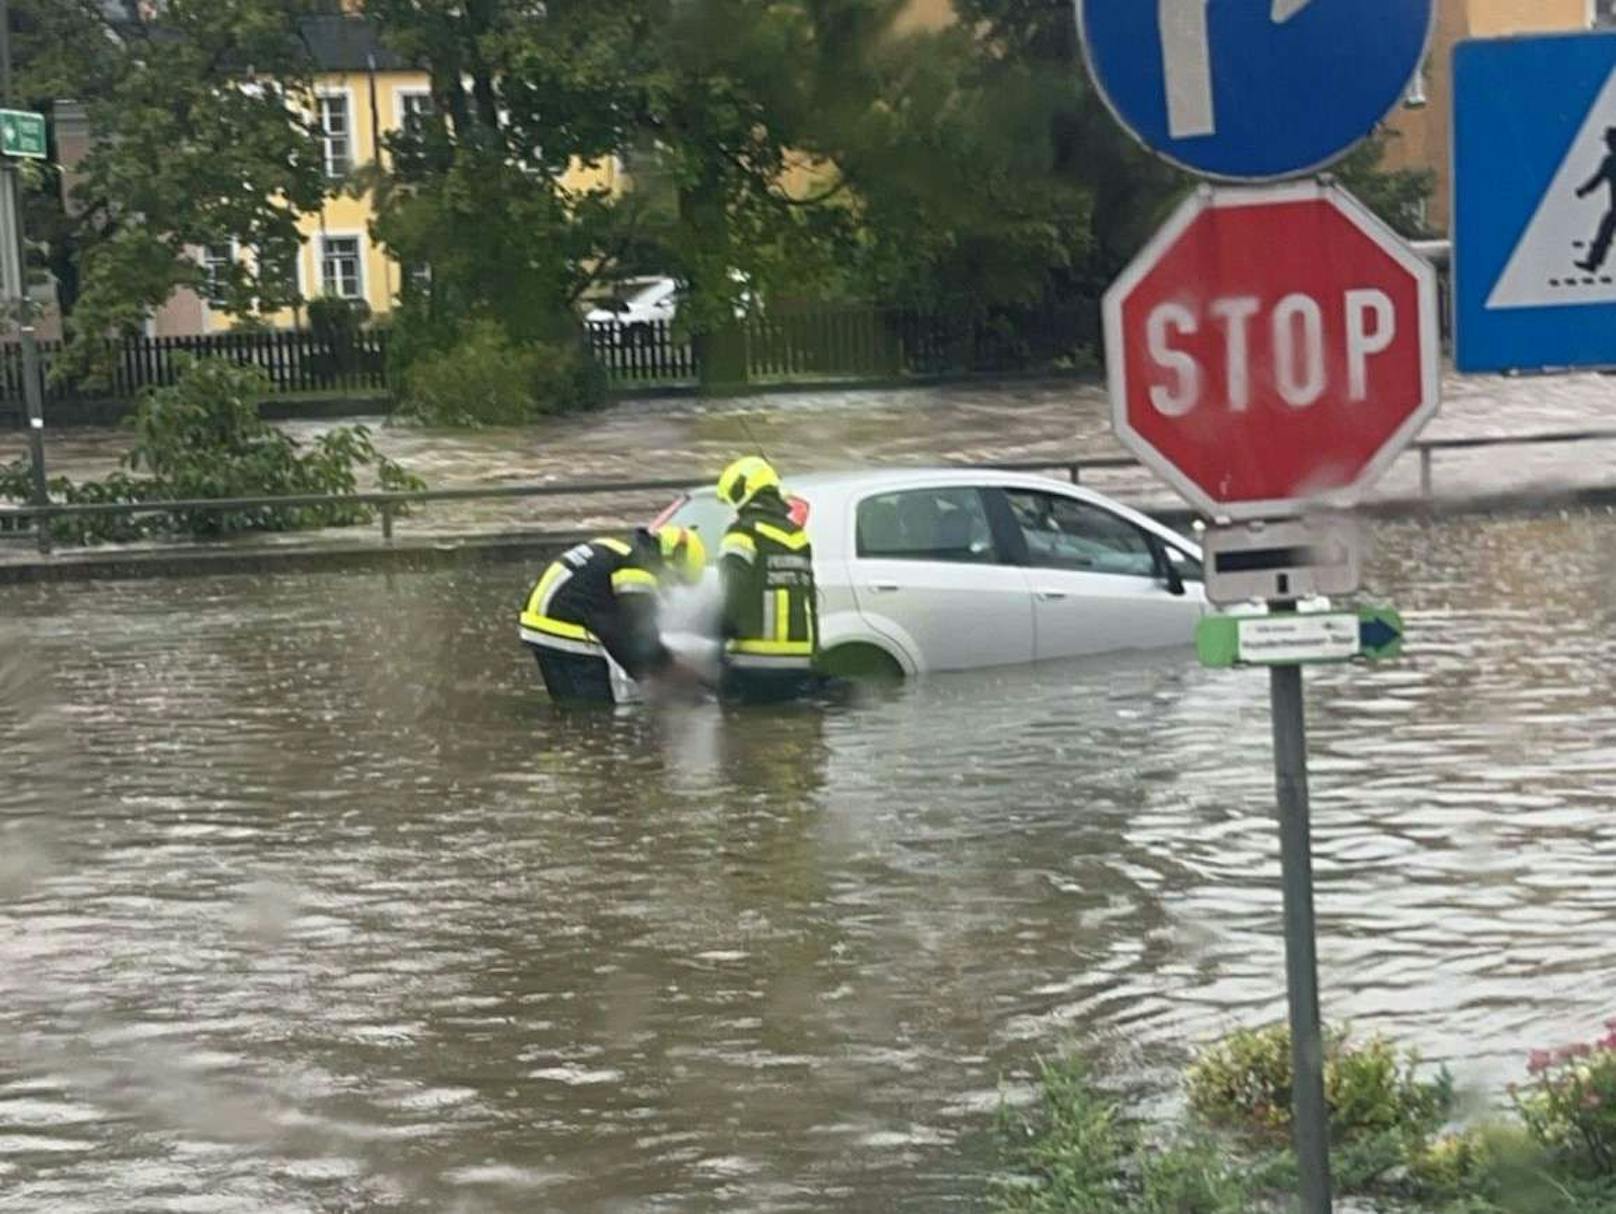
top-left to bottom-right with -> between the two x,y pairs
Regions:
1454,32 -> 1616,373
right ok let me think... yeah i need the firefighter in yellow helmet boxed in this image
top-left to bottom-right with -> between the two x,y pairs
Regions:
519,525 -> 706,704
716,456 -> 820,703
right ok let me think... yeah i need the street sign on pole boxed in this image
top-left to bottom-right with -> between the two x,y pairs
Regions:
1077,0 -> 1433,181
1103,181 -> 1441,522
1203,517 -> 1362,606
1454,32 -> 1616,373
0,108 -> 45,160
1196,607 -> 1405,668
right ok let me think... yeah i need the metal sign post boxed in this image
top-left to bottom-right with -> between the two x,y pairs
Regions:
1269,637 -> 1331,1214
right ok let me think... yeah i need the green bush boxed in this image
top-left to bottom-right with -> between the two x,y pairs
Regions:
0,356 -> 423,544
395,318 -> 607,427
1186,1022 -> 1452,1146
994,1057 -> 1255,1214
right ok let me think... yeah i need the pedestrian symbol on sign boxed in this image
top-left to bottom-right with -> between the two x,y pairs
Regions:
1486,67 -> 1616,309
1573,127 -> 1616,274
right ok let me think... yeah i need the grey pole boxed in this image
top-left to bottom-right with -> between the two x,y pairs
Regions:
1270,656 -> 1332,1213
0,0 -> 49,553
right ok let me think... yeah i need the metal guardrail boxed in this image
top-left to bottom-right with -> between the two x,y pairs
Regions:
4,427 -> 1616,555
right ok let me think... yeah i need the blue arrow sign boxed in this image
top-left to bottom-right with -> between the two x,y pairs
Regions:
1454,32 -> 1616,374
1078,0 -> 1434,181
1358,613 -> 1402,654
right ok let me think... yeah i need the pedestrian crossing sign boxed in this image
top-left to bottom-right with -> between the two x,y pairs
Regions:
1454,32 -> 1616,373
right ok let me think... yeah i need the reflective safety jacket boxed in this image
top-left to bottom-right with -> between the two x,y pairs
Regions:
518,533 -> 670,678
719,499 -> 818,672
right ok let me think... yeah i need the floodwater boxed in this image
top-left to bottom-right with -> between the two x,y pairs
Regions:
3,511 -> 1616,1211
4,372 -> 1616,541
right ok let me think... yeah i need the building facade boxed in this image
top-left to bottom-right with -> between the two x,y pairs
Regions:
1383,0 -> 1598,234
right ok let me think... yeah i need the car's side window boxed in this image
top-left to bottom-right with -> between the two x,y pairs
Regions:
1164,544 -> 1205,583
856,487 -> 997,563
1004,490 -> 1160,578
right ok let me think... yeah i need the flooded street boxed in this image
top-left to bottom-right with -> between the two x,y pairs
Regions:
3,512 -> 1616,1211
4,371 -> 1616,541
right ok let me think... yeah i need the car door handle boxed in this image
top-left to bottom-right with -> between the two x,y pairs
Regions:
868,583 -> 900,593
1037,591 -> 1069,602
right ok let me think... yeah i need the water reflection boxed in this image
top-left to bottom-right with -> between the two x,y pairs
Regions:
1,513 -> 1615,1210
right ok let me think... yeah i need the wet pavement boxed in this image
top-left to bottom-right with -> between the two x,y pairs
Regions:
3,512 -> 1615,1211
3,372 -> 1615,545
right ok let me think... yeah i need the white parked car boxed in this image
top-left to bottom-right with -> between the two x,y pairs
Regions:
655,468 -> 1208,678
586,276 -> 680,342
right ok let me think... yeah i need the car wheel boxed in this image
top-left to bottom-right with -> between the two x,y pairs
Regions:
818,643 -> 905,683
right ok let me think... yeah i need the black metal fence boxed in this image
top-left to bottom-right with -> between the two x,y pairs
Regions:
584,303 -> 1097,387
0,329 -> 391,407
3,303 -> 1095,412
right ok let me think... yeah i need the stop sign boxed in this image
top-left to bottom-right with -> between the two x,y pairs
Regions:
1104,183 -> 1440,521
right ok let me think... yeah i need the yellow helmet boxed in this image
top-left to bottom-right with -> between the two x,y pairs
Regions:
656,525 -> 706,584
716,456 -> 781,510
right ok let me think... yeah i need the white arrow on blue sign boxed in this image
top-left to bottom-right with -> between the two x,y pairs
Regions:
1078,0 -> 1434,182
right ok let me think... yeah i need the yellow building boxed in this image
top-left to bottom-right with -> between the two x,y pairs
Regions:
1384,0 -> 1596,234
183,16 -> 619,335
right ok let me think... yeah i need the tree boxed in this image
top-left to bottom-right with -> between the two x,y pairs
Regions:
16,0 -> 328,360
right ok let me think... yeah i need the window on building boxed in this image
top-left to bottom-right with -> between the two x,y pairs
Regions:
201,243 -> 234,307
1599,0 -> 1616,27
317,94 -> 352,179
320,235 -> 363,300
398,91 -> 433,135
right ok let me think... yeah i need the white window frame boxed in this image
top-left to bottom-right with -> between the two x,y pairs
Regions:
316,89 -> 354,179
200,241 -> 236,310
393,86 -> 434,135
318,232 -> 365,302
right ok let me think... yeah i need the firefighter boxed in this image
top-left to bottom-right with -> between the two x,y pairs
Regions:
716,457 -> 819,703
518,525 -> 706,705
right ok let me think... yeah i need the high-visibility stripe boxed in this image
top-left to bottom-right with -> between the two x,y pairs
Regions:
518,612 -> 598,643
729,638 -> 814,657
597,537 -> 632,556
721,532 -> 757,562
530,563 -> 572,618
729,652 -> 814,671
611,567 -> 658,594
774,589 -> 790,643
520,627 -> 605,657
753,521 -> 809,550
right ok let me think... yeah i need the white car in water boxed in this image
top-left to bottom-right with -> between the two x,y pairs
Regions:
655,468 -> 1208,677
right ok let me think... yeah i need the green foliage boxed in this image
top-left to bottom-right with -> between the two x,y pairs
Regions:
0,358 -> 422,544
1186,1022 -> 1452,1147
993,1057 -> 1256,1214
18,0 -> 329,369
395,319 -> 606,427
1512,1027 -> 1616,1174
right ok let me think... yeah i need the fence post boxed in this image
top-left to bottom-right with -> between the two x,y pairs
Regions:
380,501 -> 394,543
1419,447 -> 1433,499
1070,463 -> 1081,485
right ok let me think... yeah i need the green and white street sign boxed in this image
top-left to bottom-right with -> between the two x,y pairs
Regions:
0,110 -> 47,161
1196,607 -> 1405,669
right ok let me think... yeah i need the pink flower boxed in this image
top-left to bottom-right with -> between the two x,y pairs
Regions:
1604,1017 -> 1616,1032
1601,1032 -> 1616,1052
1573,1042 -> 1595,1058
1529,1050 -> 1553,1074
1557,1046 -> 1580,1064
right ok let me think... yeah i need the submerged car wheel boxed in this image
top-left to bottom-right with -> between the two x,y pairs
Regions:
818,644 -> 905,683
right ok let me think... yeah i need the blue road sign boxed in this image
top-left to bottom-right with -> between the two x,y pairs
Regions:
1454,32 -> 1616,374
1078,0 -> 1433,182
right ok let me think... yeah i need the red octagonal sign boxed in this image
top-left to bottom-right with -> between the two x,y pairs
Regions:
1104,182 -> 1440,521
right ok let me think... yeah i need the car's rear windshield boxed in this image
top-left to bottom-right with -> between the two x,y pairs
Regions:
657,494 -> 733,541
